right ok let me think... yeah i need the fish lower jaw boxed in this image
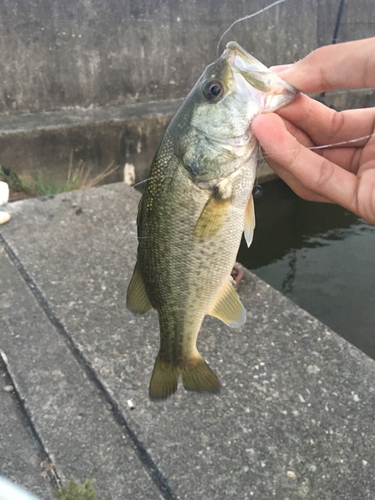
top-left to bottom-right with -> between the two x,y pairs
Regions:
227,130 -> 252,148
209,128 -> 254,149
233,141 -> 257,161
212,133 -> 256,163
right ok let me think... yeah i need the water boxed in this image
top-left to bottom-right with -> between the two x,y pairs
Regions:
237,179 -> 375,359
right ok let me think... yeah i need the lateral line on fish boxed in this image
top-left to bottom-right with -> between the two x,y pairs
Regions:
216,0 -> 288,55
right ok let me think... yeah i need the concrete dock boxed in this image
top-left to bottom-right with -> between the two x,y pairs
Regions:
1,183 -> 375,500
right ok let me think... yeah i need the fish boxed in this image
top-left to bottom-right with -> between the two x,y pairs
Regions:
126,42 -> 297,400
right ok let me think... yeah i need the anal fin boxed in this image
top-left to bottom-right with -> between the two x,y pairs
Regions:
126,260 -> 153,315
209,279 -> 246,327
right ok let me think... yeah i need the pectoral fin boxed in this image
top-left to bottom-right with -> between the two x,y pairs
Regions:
244,194 -> 256,247
209,279 -> 246,327
194,194 -> 231,241
126,260 -> 153,315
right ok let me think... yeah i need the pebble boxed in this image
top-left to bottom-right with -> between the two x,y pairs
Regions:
307,364 -> 320,375
287,470 -> 297,479
0,211 -> 10,225
0,181 -> 9,205
3,385 -> 15,392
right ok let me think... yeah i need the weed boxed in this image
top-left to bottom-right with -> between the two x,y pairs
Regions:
0,164 -> 30,193
54,477 -> 98,500
33,153 -> 118,196
1,151 -> 119,201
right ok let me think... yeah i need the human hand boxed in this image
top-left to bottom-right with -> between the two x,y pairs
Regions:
252,38 -> 375,225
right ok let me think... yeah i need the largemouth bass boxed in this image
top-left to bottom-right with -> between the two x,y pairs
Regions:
127,42 -> 297,400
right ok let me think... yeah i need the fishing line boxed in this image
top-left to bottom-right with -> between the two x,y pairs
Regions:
132,177 -> 156,189
216,0 -> 288,56
124,228 -> 150,241
260,132 -> 375,161
124,230 -> 142,239
310,133 -> 375,150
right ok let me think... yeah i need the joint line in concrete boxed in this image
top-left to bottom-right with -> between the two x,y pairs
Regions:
0,233 -> 179,500
0,353 -> 60,489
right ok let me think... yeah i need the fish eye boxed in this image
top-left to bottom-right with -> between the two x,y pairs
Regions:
203,80 -> 224,101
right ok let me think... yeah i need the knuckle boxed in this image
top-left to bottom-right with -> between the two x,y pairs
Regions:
356,170 -> 375,225
288,139 -> 303,168
315,158 -> 336,192
328,110 -> 346,142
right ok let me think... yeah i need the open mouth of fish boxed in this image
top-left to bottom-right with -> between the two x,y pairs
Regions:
224,41 -> 297,112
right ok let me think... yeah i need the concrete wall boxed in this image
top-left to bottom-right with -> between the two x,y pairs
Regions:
0,0 -> 374,186
317,0 -> 375,46
1,0 -> 373,116
0,100 -> 182,187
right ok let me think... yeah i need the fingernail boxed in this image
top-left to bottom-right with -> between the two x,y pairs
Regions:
269,63 -> 293,73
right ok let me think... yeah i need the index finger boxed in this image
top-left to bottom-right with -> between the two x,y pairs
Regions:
276,38 -> 375,93
252,113 -> 365,213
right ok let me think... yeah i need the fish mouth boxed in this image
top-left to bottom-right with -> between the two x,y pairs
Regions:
223,41 -> 298,111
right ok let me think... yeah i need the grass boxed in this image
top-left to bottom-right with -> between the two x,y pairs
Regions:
32,160 -> 118,196
32,173 -> 78,196
54,477 -> 98,500
0,152 -> 119,201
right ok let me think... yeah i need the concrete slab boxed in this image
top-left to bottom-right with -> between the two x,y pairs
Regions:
0,357 -> 53,500
2,183 -> 375,499
0,246 -> 162,499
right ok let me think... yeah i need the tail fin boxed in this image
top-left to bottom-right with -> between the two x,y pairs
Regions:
181,357 -> 221,394
149,356 -> 179,400
149,355 -> 221,400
